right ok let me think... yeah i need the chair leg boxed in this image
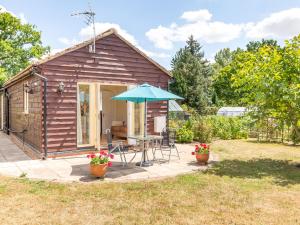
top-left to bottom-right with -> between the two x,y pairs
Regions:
168,147 -> 172,163
129,151 -> 137,163
175,145 -> 180,160
122,151 -> 128,167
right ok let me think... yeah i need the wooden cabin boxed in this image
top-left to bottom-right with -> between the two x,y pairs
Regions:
0,28 -> 171,158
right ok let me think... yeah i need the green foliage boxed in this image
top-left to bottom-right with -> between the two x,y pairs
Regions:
171,115 -> 249,143
230,35 -> 300,144
194,116 -> 249,142
0,10 -> 49,85
212,48 -> 242,106
212,39 -> 279,106
0,68 -> 8,87
176,122 -> 194,143
246,39 -> 279,52
170,36 -> 212,114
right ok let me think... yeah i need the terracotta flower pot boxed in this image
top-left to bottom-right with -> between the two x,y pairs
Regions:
90,163 -> 108,178
196,153 -> 209,165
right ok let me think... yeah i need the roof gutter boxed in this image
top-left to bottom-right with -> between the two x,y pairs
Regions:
32,69 -> 48,159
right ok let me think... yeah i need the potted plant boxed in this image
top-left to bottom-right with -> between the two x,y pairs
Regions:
87,151 -> 114,178
192,143 -> 210,165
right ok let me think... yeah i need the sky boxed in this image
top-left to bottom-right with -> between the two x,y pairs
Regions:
1,0 -> 300,69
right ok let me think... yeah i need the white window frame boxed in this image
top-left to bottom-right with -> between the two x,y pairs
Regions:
24,83 -> 29,114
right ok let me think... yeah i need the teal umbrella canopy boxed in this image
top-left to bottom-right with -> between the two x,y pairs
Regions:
112,83 -> 183,103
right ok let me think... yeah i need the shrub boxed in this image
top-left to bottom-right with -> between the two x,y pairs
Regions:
170,115 -> 249,142
192,119 -> 213,143
176,124 -> 194,143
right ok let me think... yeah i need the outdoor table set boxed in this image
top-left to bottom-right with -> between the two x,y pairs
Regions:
112,83 -> 183,167
128,135 -> 163,167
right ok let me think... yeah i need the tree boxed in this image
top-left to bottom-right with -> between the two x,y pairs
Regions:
231,35 -> 300,144
170,36 -> 212,114
212,40 -> 280,106
246,39 -> 279,52
0,10 -> 49,86
211,48 -> 243,105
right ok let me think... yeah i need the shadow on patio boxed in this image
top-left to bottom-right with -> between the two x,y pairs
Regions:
206,158 -> 300,186
71,162 -> 147,182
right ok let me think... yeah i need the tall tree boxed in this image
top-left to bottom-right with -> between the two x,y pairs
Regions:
212,48 -> 236,106
170,36 -> 211,114
212,39 -> 280,106
231,35 -> 300,144
0,9 -> 49,86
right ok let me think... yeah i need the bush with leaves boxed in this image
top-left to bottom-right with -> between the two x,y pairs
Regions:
176,122 -> 194,143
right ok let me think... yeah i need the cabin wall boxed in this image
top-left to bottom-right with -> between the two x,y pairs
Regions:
5,76 -> 42,152
41,33 -> 169,154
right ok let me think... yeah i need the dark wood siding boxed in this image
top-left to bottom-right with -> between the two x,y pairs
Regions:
6,77 -> 42,151
41,33 -> 170,153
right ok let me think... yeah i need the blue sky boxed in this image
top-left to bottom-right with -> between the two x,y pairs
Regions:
1,0 -> 300,69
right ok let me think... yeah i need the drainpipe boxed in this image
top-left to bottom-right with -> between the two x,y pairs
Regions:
33,71 -> 48,159
5,89 -> 10,135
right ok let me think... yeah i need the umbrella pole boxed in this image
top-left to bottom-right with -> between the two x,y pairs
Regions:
137,99 -> 153,167
144,99 -> 147,137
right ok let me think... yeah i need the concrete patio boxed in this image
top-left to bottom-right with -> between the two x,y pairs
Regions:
0,132 -> 218,182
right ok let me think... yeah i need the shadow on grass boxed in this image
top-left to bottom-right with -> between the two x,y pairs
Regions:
206,158 -> 300,186
246,139 -> 300,147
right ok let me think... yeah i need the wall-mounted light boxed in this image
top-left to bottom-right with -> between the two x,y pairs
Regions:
24,82 -> 34,94
57,82 -> 65,94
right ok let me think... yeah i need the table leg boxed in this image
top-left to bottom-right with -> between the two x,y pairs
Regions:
136,140 -> 153,167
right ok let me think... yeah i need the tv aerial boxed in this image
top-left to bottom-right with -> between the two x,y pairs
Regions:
71,3 -> 96,53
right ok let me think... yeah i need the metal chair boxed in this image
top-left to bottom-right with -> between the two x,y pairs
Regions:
106,129 -> 137,166
153,129 -> 180,162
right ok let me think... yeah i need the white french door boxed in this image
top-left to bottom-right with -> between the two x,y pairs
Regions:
77,83 -> 96,147
77,82 -> 144,148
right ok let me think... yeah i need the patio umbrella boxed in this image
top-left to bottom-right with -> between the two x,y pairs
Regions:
112,83 -> 183,167
112,83 -> 183,137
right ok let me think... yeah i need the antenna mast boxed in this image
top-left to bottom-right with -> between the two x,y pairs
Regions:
71,3 -> 96,53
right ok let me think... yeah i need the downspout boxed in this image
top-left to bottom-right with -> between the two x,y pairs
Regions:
33,71 -> 48,159
5,89 -> 10,135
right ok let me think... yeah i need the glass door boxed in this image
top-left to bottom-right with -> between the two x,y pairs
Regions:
77,84 -> 92,146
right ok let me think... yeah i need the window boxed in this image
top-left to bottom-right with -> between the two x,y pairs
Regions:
24,83 -> 29,114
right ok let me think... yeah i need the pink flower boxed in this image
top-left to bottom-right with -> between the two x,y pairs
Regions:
108,161 -> 113,167
109,154 -> 114,159
90,153 -> 96,159
191,152 -> 195,155
100,150 -> 107,156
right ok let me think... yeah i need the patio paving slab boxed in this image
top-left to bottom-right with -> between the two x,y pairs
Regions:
0,132 -> 219,182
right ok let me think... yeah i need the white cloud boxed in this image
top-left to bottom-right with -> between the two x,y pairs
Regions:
0,5 -> 13,15
59,22 -> 169,59
181,9 -> 212,22
146,7 -> 300,50
146,9 -> 243,50
19,13 -> 27,24
58,37 -> 79,46
0,5 -> 28,24
246,8 -> 300,39
79,22 -> 138,46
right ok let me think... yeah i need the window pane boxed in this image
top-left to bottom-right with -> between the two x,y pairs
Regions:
78,85 -> 90,145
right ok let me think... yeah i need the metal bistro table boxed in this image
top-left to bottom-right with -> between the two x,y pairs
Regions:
128,135 -> 163,167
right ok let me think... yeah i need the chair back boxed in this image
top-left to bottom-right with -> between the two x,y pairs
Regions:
161,129 -> 170,146
169,130 -> 176,145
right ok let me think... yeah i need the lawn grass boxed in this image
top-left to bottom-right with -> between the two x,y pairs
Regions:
0,140 -> 299,225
